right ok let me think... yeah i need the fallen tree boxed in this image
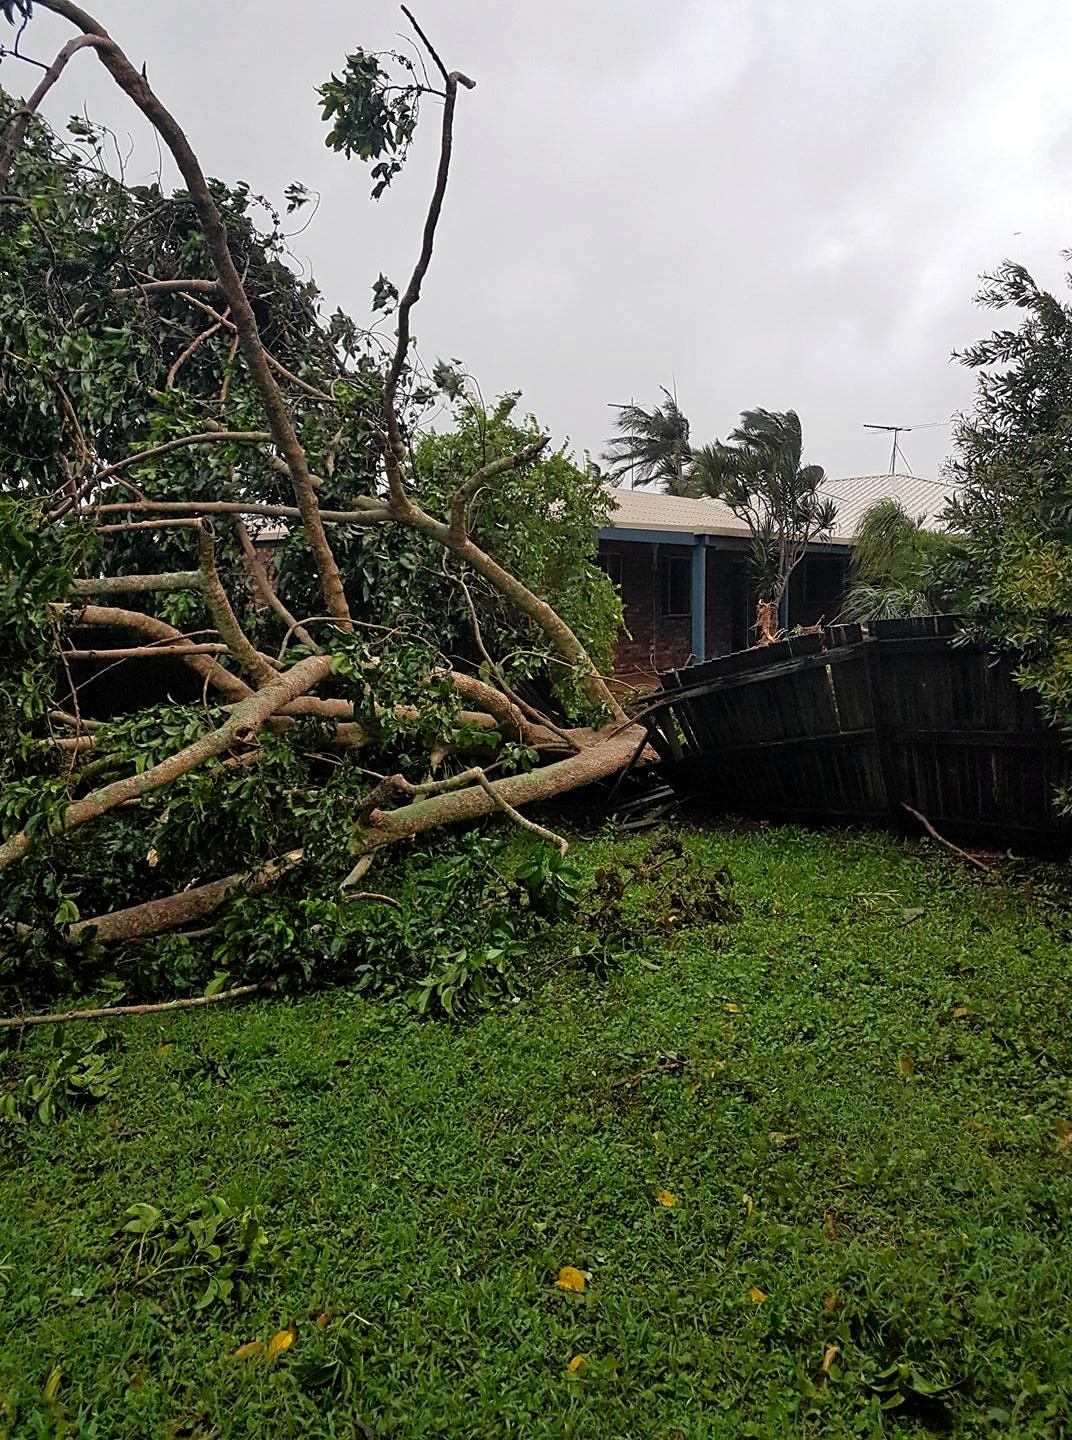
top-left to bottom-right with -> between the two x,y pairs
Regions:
0,1 -> 643,982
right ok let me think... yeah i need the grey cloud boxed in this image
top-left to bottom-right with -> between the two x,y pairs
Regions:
12,0 -> 1072,482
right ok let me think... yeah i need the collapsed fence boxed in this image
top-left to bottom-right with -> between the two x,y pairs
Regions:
641,616 -> 1071,845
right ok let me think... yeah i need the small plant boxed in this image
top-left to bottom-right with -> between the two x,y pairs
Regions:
516,848 -> 584,919
116,1194 -> 273,1310
861,1356 -> 954,1420
0,1026 -> 117,1125
409,932 -> 523,1018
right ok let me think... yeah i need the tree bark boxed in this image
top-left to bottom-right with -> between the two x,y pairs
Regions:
360,723 -> 645,850
0,654 -> 332,872
69,849 -> 306,944
63,603 -> 252,702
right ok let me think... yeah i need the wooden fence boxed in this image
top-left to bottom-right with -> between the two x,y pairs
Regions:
641,616 -> 1071,844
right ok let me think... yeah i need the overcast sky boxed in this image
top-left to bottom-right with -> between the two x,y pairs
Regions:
11,0 -> 1072,481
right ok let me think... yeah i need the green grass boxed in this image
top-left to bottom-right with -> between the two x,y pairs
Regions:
2,824 -> 1071,1439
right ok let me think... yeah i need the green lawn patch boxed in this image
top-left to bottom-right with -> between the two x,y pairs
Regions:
2,825 -> 1071,1438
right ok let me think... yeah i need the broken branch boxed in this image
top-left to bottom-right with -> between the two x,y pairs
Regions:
0,984 -> 271,1029
901,803 -> 993,875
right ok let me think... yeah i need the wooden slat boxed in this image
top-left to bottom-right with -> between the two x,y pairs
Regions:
649,626 -> 1071,841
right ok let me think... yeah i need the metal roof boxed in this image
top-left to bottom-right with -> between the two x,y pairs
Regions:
604,472 -> 960,546
818,473 -> 958,538
251,474 -> 960,549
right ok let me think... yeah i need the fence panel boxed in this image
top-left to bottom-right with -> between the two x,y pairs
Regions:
645,619 -> 1070,843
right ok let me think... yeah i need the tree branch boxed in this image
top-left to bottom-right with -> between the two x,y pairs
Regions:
165,315 -> 224,390
414,510 -> 626,719
0,652 -> 332,873
35,0 -> 352,626
358,722 -> 644,853
114,277 -> 220,297
400,5 -> 451,86
448,436 -> 549,542
68,848 -> 306,943
0,33 -> 111,188
470,766 -> 568,854
0,985 -> 270,1029
62,642 -> 229,659
195,523 -> 279,685
80,428 -> 272,487
177,292 -> 337,405
902,803 -> 993,874
379,24 -> 475,511
84,498 -> 392,526
448,566 -> 580,750
233,516 -> 320,653
65,602 -> 251,701
69,572 -> 202,596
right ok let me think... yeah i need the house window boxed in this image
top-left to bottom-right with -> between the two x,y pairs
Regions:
803,554 -> 845,606
662,555 -> 691,617
598,550 -> 623,587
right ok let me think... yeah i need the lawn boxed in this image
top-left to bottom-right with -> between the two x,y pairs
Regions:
1,823 -> 1071,1439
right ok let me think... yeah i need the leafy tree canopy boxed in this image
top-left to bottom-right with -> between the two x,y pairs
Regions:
602,388 -> 693,494
692,408 -> 837,608
945,258 -> 1072,774
839,499 -> 964,623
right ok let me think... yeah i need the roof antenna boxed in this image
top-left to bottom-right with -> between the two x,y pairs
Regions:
863,423 -> 914,475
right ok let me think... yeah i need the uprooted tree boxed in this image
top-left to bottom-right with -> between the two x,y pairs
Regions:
0,1 -> 648,998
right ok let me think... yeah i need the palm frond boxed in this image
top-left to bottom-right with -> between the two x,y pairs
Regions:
602,388 -> 691,489
691,409 -> 835,600
851,499 -> 926,583
838,581 -> 935,623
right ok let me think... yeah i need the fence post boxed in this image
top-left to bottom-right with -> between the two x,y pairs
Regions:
691,536 -> 707,663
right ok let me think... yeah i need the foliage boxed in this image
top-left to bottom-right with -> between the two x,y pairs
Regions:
115,1194 -> 274,1310
0,1025 -> 116,1124
413,385 -> 623,689
945,259 -> 1072,787
127,830 -> 584,1017
585,836 -> 740,938
318,49 -> 420,199
692,409 -> 837,607
601,387 -> 693,494
0,498 -> 84,738
1,826 -> 1071,1435
0,61 -> 624,984
839,498 -> 964,623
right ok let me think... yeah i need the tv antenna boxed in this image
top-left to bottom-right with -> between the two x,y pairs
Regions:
863,423 -> 914,475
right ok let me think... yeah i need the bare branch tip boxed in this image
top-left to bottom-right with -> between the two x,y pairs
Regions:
399,5 -> 450,86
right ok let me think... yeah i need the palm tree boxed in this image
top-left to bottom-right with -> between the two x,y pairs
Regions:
839,499 -> 959,621
602,388 -> 695,494
692,408 -> 837,619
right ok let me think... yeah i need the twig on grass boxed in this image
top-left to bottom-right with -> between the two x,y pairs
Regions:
0,982 -> 272,1030
611,1058 -> 694,1089
901,803 -> 993,875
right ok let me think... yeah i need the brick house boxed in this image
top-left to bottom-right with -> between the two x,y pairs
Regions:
597,473 -> 956,682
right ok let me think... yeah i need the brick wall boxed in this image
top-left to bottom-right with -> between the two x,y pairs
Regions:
598,540 -> 850,682
600,540 -> 692,683
599,540 -> 743,683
